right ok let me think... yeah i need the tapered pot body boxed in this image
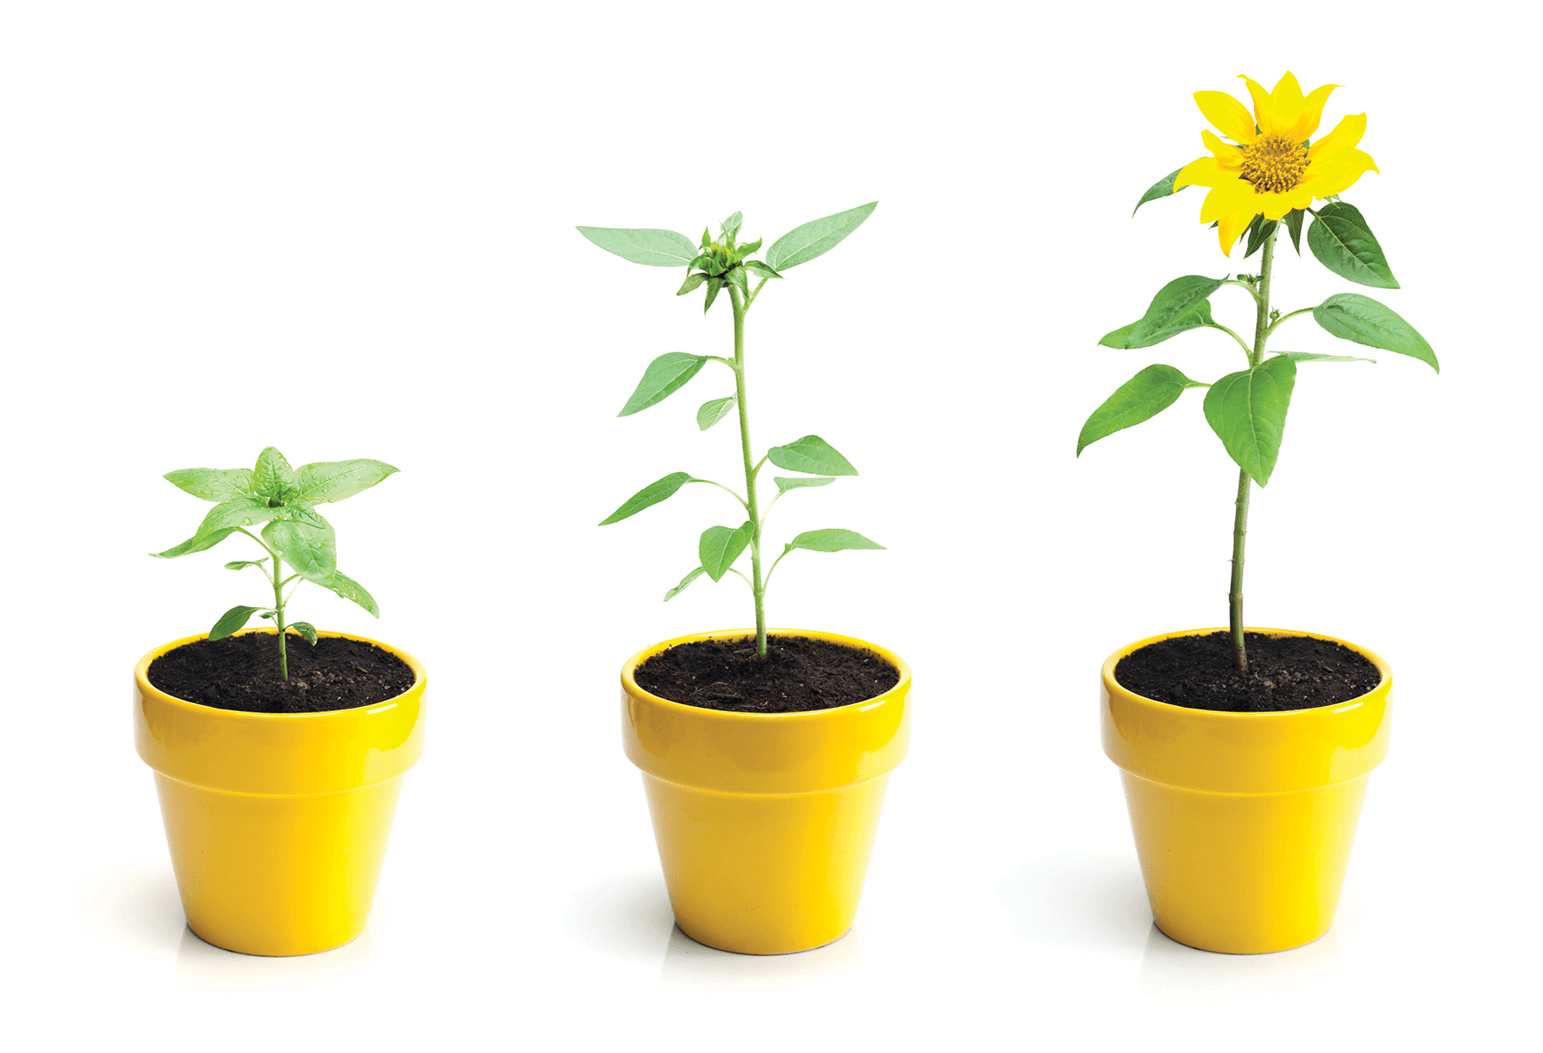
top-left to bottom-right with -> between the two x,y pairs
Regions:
1102,627 -> 1390,954
622,629 -> 910,955
135,630 -> 426,956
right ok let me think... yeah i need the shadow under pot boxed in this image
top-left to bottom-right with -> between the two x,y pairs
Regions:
1101,626 -> 1391,954
621,628 -> 911,955
133,629 -> 426,956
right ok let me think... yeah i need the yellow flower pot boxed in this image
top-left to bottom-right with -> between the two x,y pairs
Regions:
134,630 -> 426,956
621,628 -> 910,955
1102,627 -> 1390,954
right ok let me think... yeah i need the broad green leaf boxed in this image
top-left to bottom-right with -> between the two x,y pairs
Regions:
576,226 -> 697,267
699,522 -> 752,582
766,435 -> 858,476
1202,356 -> 1297,486
744,260 -> 782,281
765,202 -> 877,271
703,278 -> 723,313
1244,216 -> 1277,259
1128,275 -> 1227,346
697,396 -> 737,431
1100,300 -> 1214,349
775,475 -> 836,494
788,528 -> 885,552
1274,351 -> 1376,364
153,495 -> 285,558
289,459 -> 398,505
1283,209 -> 1305,255
619,353 -> 707,416
262,516 -> 338,583
152,527 -> 237,559
1312,293 -> 1437,371
677,272 -> 706,296
1077,364 -> 1207,455
319,570 -> 379,617
289,621 -> 319,646
726,265 -> 749,295
164,468 -> 254,502
209,605 -> 265,641
1133,168 -> 1187,216
722,211 -> 742,238
224,558 -> 268,570
1307,202 -> 1399,289
663,566 -> 705,602
600,472 -> 698,525
253,447 -> 294,498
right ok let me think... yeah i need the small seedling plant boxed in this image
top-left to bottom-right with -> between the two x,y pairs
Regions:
1078,72 -> 1437,674
152,447 -> 398,678
579,204 -> 883,659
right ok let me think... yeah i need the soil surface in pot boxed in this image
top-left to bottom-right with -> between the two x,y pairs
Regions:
1114,631 -> 1380,713
148,633 -> 415,713
634,635 -> 900,713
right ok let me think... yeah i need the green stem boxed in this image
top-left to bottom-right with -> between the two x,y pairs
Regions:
1265,307 -> 1313,338
270,552 -> 289,680
727,285 -> 767,658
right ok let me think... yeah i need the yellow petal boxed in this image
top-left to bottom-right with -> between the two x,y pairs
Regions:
1217,205 -> 1258,254
1202,129 -> 1243,163
1299,149 -> 1379,198
1195,90 -> 1257,143
1309,112 -> 1367,160
1286,82 -> 1340,142
1264,72 -> 1307,136
1255,192 -> 1298,222
1198,179 -> 1256,223
1239,75 -> 1275,131
1175,155 -> 1226,190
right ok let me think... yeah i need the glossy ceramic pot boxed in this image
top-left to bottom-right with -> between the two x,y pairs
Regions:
1102,627 -> 1390,954
134,629 -> 426,956
622,628 -> 910,955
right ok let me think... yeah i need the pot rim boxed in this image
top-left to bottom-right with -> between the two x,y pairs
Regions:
621,627 -> 911,721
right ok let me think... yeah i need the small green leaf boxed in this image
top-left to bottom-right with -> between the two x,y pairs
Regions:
703,278 -> 723,313
766,435 -> 857,476
1202,357 -> 1297,486
1133,168 -> 1187,216
1274,351 -> 1376,364
676,273 -> 706,296
209,605 -> 265,641
319,571 -> 379,617
619,353 -> 707,416
663,567 -> 705,602
289,459 -> 398,505
738,237 -> 762,256
600,472 -> 698,526
1243,216 -> 1277,259
696,396 -> 737,431
289,621 -> 319,646
1099,300 -> 1214,349
1128,276 -> 1227,346
576,226 -> 698,267
1312,293 -> 1437,372
1283,209 -> 1305,255
152,527 -> 238,559
788,529 -> 885,553
224,558 -> 269,570
699,522 -> 753,582
775,475 -> 836,494
163,468 -> 254,502
743,260 -> 782,282
721,211 -> 742,238
262,515 -> 338,583
1307,202 -> 1399,289
253,447 -> 294,499
765,202 -> 877,271
1077,364 -> 1207,455
726,266 -> 749,295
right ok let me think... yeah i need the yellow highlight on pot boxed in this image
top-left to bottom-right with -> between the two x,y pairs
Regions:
622,629 -> 910,955
134,630 -> 425,956
1102,627 -> 1390,954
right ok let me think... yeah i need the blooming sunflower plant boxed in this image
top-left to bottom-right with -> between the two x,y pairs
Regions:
1079,72 -> 1437,674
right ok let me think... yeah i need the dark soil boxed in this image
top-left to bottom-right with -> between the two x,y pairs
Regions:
1114,631 -> 1381,713
147,633 -> 415,714
634,635 -> 901,713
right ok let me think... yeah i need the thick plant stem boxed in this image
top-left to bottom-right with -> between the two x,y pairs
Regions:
1229,228 -> 1278,674
728,285 -> 767,658
271,557 -> 289,679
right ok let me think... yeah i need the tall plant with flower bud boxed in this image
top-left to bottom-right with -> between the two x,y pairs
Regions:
1078,73 -> 1437,673
579,204 -> 884,660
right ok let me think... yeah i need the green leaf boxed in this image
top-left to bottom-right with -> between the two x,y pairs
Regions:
209,605 -> 265,641
1274,351 -> 1376,364
619,353 -> 707,416
1099,300 -> 1214,349
1307,202 -> 1399,289
738,237 -> 762,256
721,211 -> 742,239
775,475 -> 836,494
224,558 -> 268,570
289,459 -> 398,505
262,515 -> 338,583
726,265 -> 749,295
743,260 -> 782,282
788,528 -> 885,553
1243,216 -> 1277,259
663,566 -> 705,602
1128,275 -> 1227,346
289,621 -> 319,646
318,570 -> 379,617
699,522 -> 753,582
1077,364 -> 1207,455
765,201 -> 877,271
576,226 -> 698,267
253,447 -> 294,499
1283,209 -> 1305,255
1202,356 -> 1298,486
163,468 -> 254,502
1133,168 -> 1187,216
152,527 -> 238,559
152,495 -> 285,558
697,396 -> 737,431
1312,293 -> 1437,372
676,272 -> 706,296
766,435 -> 858,476
703,278 -> 723,313
600,472 -> 698,526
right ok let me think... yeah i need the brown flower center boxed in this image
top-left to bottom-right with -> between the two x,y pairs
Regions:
1241,133 -> 1309,194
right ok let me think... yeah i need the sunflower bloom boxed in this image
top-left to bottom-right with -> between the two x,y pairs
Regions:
1175,72 -> 1378,254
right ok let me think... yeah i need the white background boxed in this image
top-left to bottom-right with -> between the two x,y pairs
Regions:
3,1 -> 1536,1048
